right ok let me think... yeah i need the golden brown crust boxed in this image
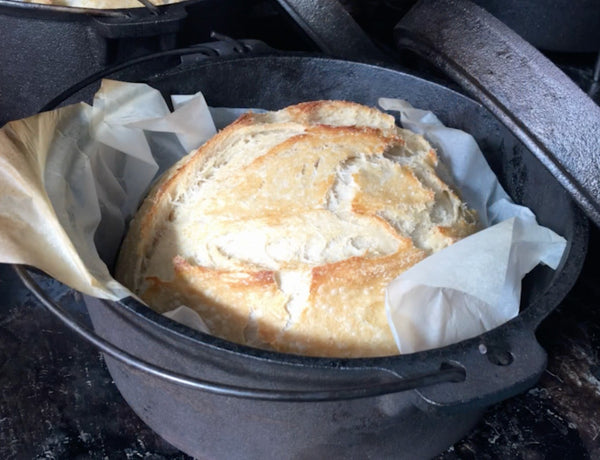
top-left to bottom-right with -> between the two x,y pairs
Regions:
141,256 -> 288,345
116,100 -> 479,357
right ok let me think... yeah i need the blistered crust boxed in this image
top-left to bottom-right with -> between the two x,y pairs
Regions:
116,100 -> 478,357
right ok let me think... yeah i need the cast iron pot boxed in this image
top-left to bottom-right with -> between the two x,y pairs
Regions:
16,0 -> 599,458
17,55 -> 588,459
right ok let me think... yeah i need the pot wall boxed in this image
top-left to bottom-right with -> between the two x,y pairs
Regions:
104,356 -> 483,459
84,294 -> 484,459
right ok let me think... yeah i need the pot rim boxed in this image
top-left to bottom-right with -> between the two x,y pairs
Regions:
19,52 -> 590,408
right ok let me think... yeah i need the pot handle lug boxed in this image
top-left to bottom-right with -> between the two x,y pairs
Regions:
395,0 -> 600,227
409,322 -> 547,414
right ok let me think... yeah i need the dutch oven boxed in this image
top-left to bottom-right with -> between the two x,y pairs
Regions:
15,0 -> 600,458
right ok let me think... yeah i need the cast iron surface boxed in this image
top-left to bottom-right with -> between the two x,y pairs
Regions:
395,0 -> 600,228
84,289 -> 485,459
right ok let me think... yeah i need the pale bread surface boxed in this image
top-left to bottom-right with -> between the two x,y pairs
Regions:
116,100 -> 478,357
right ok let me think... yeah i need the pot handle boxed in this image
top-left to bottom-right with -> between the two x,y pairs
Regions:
409,323 -> 548,414
395,0 -> 600,227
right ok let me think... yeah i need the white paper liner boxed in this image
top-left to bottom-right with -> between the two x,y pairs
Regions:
378,98 -> 566,353
163,306 -> 210,334
0,80 -> 566,354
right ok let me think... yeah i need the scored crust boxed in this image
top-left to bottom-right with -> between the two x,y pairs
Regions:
115,100 -> 478,358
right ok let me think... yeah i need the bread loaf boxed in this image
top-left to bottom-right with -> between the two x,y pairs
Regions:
115,100 -> 478,357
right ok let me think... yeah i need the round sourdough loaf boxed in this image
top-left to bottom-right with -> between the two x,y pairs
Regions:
115,100 -> 478,357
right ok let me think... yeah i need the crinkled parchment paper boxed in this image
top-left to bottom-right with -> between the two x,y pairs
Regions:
0,81 -> 566,354
379,98 -> 566,352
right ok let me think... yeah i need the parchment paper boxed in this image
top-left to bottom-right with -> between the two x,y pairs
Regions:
0,80 -> 566,354
378,98 -> 566,353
